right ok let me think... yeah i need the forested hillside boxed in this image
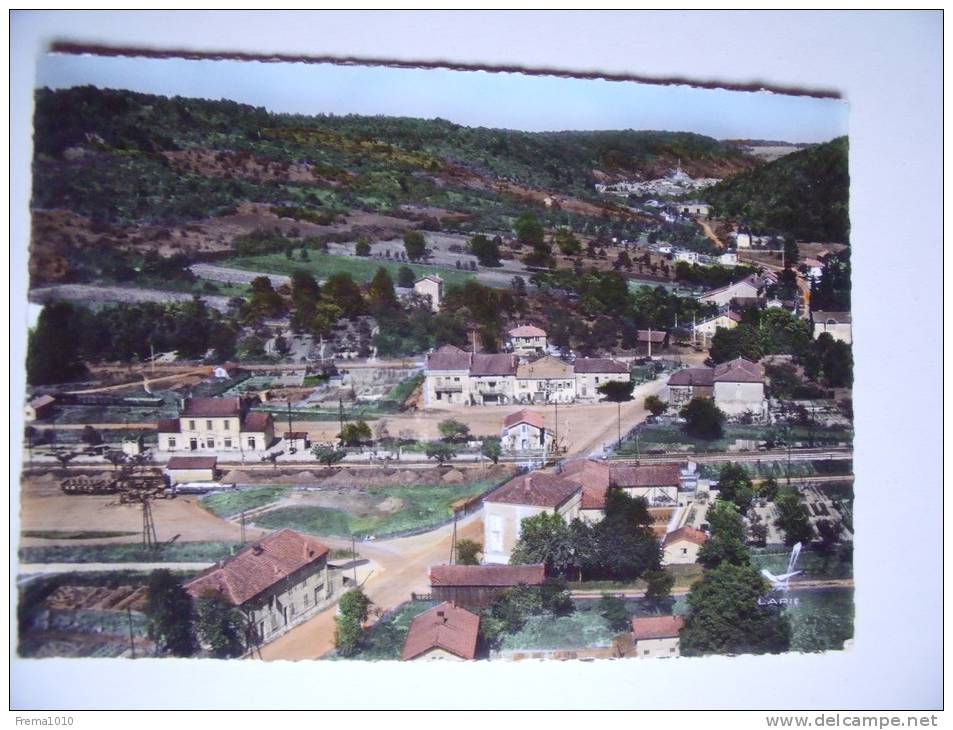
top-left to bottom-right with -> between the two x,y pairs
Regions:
704,137 -> 849,242
31,85 -> 759,229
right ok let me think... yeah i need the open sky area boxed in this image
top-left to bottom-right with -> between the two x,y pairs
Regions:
36,53 -> 847,143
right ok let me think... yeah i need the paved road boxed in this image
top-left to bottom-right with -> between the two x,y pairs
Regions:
29,284 -> 233,313
259,512 -> 484,661
190,263 -> 291,288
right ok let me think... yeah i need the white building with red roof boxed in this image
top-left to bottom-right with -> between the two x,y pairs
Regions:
631,615 -> 685,658
402,602 -> 480,661
662,526 -> 709,565
157,396 -> 275,454
500,409 -> 554,454
184,528 -> 336,647
666,357 -> 766,418
482,472 -> 582,564
508,324 -> 547,356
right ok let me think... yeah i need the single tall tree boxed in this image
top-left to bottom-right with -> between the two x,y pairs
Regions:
144,569 -> 197,657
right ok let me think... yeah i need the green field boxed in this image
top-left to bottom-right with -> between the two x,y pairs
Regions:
219,252 -> 475,287
201,486 -> 290,518
18,540 -> 240,564
750,546 -> 853,580
252,479 -> 500,538
329,600 -> 436,661
785,587 -> 854,652
618,423 -> 853,456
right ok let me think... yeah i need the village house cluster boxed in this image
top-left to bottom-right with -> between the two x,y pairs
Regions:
423,340 -> 631,408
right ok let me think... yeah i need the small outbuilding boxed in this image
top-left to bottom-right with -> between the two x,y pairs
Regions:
632,615 -> 685,658
401,602 -> 480,661
165,456 -> 218,485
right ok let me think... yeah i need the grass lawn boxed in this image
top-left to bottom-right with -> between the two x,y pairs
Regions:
22,530 -> 139,540
18,541 -> 240,564
617,423 -> 853,455
786,587 -> 854,652
220,251 -> 475,287
201,487 -> 290,518
252,479 -> 500,538
750,546 -> 853,580
329,600 -> 436,661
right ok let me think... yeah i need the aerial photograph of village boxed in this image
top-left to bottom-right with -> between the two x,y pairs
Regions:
16,52 -> 853,664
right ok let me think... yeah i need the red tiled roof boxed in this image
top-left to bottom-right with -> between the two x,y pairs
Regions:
573,357 -> 629,374
700,275 -> 762,299
157,418 -> 181,433
632,615 -> 685,640
242,411 -> 273,433
581,483 -> 609,510
485,472 -> 580,508
611,462 -> 682,488
167,456 -> 218,471
429,563 -> 546,588
470,353 -> 517,376
664,526 -> 709,547
509,324 -> 546,338
182,397 -> 242,417
426,345 -> 471,371
712,357 -> 764,383
667,368 -> 715,387
402,602 -> 480,661
503,409 -> 546,430
184,529 -> 329,606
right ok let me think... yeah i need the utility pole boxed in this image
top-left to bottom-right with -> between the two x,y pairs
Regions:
351,534 -> 357,585
449,512 -> 458,564
240,510 -> 247,545
286,401 -> 294,454
338,398 -> 346,446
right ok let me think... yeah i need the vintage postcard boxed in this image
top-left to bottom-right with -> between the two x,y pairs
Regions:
17,51 -> 852,665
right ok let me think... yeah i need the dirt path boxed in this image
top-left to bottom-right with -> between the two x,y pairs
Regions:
696,218 -> 725,250
64,368 -> 210,395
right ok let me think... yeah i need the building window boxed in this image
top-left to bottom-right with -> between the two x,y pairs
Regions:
206,438 -> 214,449
206,420 -> 213,430
248,437 -> 257,450
223,420 -> 230,430
643,649 -> 650,655
681,547 -> 688,555
189,420 -> 196,431
224,438 -> 232,449
168,438 -> 176,448
259,621 -> 265,639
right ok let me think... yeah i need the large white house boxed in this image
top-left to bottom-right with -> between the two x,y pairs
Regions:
423,348 -> 630,408
483,472 -> 582,564
157,397 -> 275,454
666,357 -> 767,418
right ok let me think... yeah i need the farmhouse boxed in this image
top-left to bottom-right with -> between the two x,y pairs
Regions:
414,275 -> 444,312
697,275 -> 763,307
483,472 -> 582,564
157,397 -> 275,454
429,564 -> 546,610
401,602 -> 480,661
423,345 -> 471,407
165,456 -> 217,485
812,311 -> 852,345
508,324 -> 547,357
631,615 -> 685,658
662,526 -> 709,565
500,409 -> 554,454
666,367 -> 715,409
184,529 -> 336,647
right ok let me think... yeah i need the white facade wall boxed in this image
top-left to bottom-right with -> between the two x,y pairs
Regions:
813,321 -> 852,345
713,381 -> 766,417
424,369 -> 470,408
483,493 -> 581,565
662,540 -> 703,566
634,636 -> 681,658
575,372 -> 629,402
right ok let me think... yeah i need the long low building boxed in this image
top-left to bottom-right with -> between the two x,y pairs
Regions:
423,345 -> 630,408
157,396 -> 275,454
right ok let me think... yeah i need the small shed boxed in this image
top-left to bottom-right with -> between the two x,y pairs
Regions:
165,456 -> 218,485
25,395 -> 56,422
